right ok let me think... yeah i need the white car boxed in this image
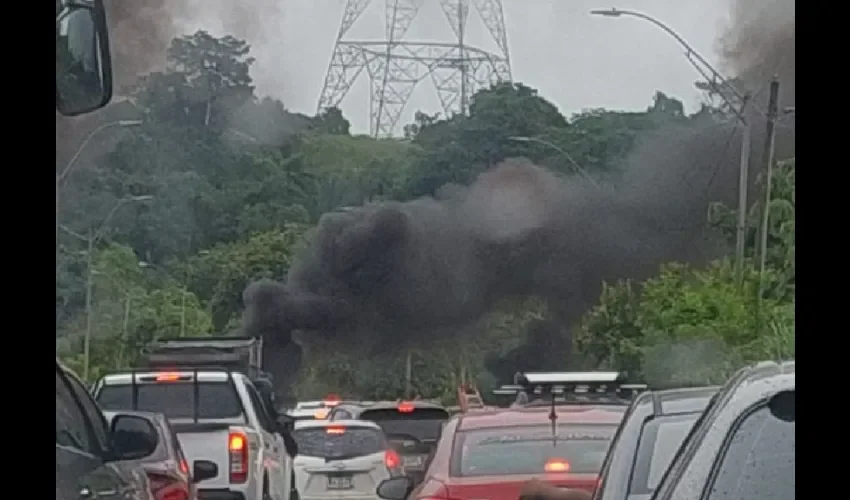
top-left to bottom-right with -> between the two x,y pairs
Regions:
292,419 -> 403,500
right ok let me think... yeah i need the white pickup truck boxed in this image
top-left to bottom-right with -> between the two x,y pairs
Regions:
93,369 -> 297,500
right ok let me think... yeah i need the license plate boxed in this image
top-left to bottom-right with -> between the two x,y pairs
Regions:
403,456 -> 424,468
327,475 -> 353,490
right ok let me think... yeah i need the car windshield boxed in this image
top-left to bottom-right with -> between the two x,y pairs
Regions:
704,392 -> 795,500
96,382 -> 244,420
452,424 -> 616,477
359,408 -> 449,442
293,426 -> 386,459
630,413 -> 700,495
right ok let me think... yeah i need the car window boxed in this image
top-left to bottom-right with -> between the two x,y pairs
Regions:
97,381 -> 244,420
56,370 -> 96,453
704,396 -> 794,500
359,408 -> 449,441
333,408 -> 353,420
246,384 -> 275,432
630,413 -> 699,495
452,424 -> 615,477
63,370 -> 110,451
293,426 -> 386,459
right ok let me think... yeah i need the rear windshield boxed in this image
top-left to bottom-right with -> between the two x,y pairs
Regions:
630,413 -> 700,495
96,382 -> 243,420
452,424 -> 615,477
359,408 -> 449,442
293,427 -> 386,459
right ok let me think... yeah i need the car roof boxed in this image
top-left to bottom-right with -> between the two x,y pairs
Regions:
294,418 -> 382,430
457,406 -> 625,431
641,386 -> 720,416
360,400 -> 448,412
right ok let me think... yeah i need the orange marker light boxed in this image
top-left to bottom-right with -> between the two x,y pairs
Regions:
155,372 -> 181,382
229,434 -> 245,451
544,459 -> 570,473
326,426 -> 346,435
397,402 -> 414,413
314,409 -> 329,419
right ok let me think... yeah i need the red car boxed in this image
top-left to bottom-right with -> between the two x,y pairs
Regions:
376,372 -> 639,500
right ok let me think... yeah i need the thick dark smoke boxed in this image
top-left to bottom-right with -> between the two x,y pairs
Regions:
242,0 -> 795,396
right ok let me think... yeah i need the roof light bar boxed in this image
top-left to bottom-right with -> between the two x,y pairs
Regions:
516,371 -> 622,385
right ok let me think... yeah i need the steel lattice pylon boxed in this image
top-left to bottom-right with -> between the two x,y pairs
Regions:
317,0 -> 512,138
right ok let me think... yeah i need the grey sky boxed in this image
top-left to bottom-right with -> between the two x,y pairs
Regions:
180,0 -> 731,135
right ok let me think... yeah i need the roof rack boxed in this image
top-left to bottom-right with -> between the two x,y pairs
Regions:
492,371 -> 648,447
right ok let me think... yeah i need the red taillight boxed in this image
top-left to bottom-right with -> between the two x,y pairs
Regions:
229,431 -> 249,484
324,393 -> 341,406
397,402 -> 414,413
179,459 -> 189,476
147,473 -> 189,500
385,449 -> 401,469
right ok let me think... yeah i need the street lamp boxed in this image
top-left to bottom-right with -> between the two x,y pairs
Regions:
507,136 -> 600,188
59,194 -> 154,381
590,7 -> 753,284
56,119 -> 143,243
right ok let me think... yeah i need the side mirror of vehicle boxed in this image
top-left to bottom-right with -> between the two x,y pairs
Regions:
108,414 -> 159,461
56,0 -> 113,116
192,460 -> 218,483
376,476 -> 415,500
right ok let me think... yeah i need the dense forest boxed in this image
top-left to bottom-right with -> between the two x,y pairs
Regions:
56,31 -> 794,400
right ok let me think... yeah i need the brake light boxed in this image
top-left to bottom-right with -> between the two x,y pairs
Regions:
544,458 -> 570,473
155,372 -> 182,382
324,393 -> 341,406
228,431 -> 249,483
147,472 -> 189,500
385,449 -> 401,469
326,426 -> 346,435
397,401 -> 414,413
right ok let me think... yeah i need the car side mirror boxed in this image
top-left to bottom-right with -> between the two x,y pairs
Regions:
108,414 -> 159,461
192,460 -> 218,483
376,476 -> 415,500
56,0 -> 113,116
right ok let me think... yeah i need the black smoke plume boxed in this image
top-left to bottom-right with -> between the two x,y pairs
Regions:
242,0 -> 795,396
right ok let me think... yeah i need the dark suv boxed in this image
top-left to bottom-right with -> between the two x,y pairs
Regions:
56,361 -> 162,500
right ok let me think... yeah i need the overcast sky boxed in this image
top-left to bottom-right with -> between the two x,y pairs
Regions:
179,0 -> 731,135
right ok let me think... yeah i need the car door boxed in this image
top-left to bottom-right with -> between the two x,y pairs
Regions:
246,384 -> 287,499
57,366 -> 127,500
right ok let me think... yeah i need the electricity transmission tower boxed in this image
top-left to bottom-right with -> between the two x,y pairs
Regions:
317,0 -> 512,138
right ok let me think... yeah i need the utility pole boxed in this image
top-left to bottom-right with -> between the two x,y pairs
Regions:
757,77 -> 781,280
733,94 -> 752,285
83,229 -> 94,381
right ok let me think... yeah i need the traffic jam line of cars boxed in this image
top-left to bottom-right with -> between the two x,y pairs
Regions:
57,342 -> 795,500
